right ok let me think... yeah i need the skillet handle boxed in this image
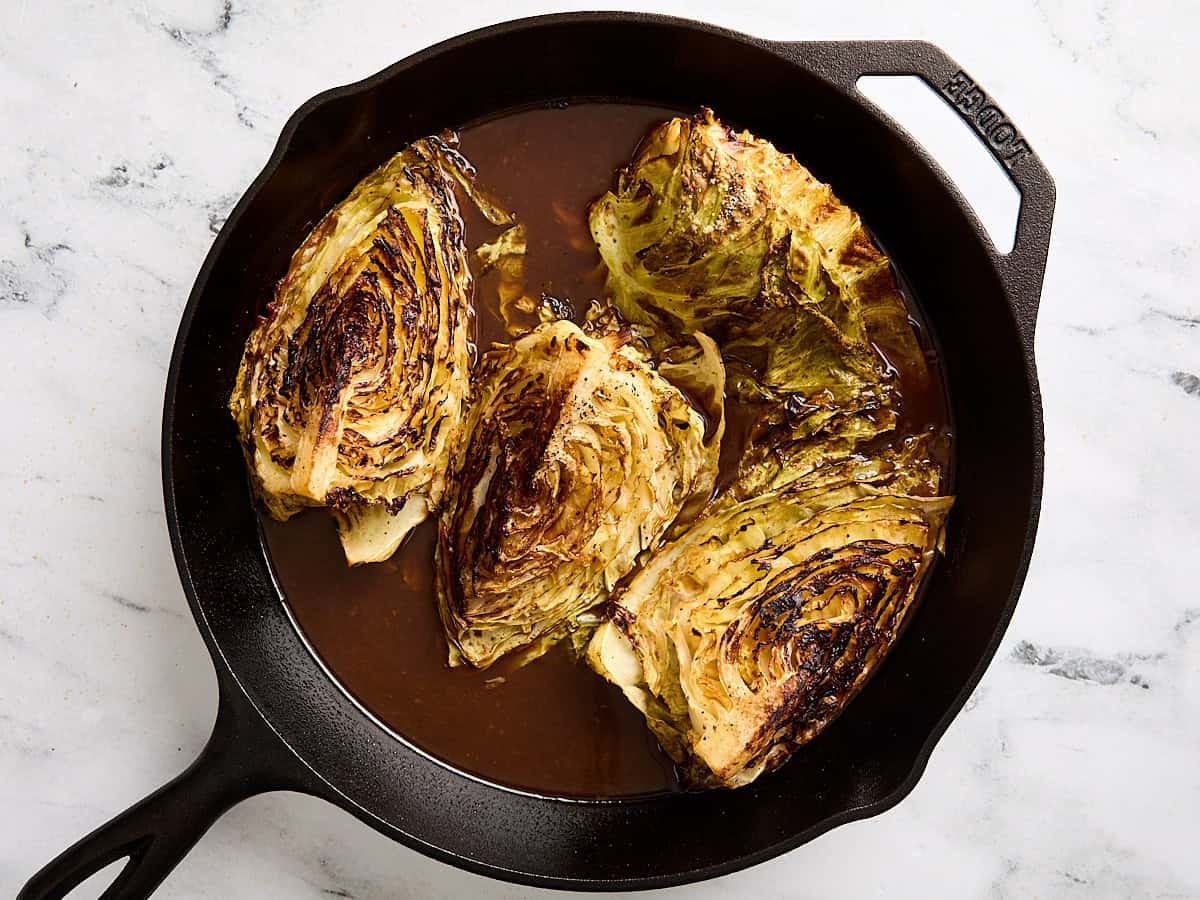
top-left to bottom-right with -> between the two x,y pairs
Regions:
784,40 -> 1055,346
19,692 -> 302,900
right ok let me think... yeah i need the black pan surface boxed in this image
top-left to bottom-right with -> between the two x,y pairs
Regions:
21,13 -> 1053,899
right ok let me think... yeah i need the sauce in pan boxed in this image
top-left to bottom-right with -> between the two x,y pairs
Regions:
262,102 -> 950,798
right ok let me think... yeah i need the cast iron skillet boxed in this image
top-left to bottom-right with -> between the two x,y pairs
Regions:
21,12 -> 1054,898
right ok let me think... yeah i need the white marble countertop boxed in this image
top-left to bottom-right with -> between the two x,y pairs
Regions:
2,1 -> 1197,897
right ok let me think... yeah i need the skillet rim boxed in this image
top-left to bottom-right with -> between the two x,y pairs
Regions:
161,11 -> 1049,890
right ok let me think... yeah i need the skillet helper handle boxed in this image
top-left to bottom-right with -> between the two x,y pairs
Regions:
19,698 -> 288,900
787,39 -> 1056,345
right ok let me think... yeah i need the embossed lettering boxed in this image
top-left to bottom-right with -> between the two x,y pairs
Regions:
1003,139 -> 1032,167
939,71 -> 1032,169
976,105 -> 1003,132
943,71 -> 974,100
956,87 -> 987,115
988,123 -> 1016,149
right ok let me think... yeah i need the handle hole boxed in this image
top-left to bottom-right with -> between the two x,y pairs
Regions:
856,75 -> 1020,253
61,856 -> 131,900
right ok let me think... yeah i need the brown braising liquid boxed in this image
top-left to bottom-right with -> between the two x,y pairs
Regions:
263,103 -> 951,799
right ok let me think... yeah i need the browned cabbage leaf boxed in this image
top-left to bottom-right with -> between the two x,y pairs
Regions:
589,109 -> 930,472
437,319 -> 724,668
587,439 -> 951,788
229,138 -> 473,564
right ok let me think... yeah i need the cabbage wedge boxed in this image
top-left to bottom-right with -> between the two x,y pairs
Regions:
230,138 -> 473,564
587,440 -> 951,788
589,109 -> 929,458
437,319 -> 724,668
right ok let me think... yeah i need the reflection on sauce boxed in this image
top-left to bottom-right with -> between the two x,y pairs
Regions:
263,102 -> 951,799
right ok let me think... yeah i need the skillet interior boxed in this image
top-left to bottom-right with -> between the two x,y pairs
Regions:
164,15 -> 1045,889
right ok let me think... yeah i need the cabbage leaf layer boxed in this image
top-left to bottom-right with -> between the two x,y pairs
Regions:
230,139 -> 474,564
589,109 -> 933,488
438,319 -> 723,668
588,440 -> 950,788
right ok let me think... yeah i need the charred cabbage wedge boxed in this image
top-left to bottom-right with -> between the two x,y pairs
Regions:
230,139 -> 477,565
588,440 -> 951,788
437,319 -> 724,669
589,109 -> 931,483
